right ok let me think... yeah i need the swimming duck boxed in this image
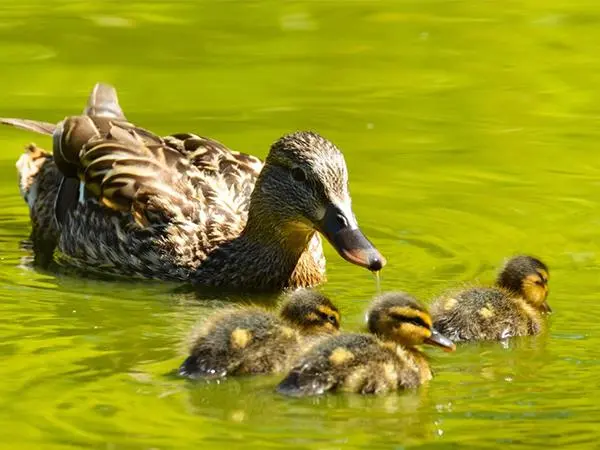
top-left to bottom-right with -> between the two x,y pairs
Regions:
276,292 -> 455,396
1,83 -> 385,291
429,255 -> 550,342
179,288 -> 340,379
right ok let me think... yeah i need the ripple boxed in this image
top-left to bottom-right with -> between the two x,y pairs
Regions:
0,43 -> 56,63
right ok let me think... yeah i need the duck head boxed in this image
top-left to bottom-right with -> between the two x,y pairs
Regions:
279,288 -> 341,334
497,255 -> 551,313
249,131 -> 386,272
367,291 -> 456,351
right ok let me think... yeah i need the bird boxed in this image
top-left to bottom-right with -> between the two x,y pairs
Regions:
178,288 -> 340,379
276,291 -> 455,396
1,82 -> 385,292
429,255 -> 550,342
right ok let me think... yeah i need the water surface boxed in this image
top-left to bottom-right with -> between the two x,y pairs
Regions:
0,1 -> 599,448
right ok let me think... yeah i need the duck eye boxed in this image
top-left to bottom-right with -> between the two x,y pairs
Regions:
390,313 -> 429,329
291,167 -> 307,182
327,315 -> 337,325
535,279 -> 546,287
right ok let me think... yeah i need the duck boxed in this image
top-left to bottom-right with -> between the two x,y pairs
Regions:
429,255 -> 550,342
178,288 -> 340,379
276,291 -> 455,397
1,83 -> 385,292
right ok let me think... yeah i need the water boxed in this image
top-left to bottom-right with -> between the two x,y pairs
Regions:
374,272 -> 382,295
0,0 -> 599,448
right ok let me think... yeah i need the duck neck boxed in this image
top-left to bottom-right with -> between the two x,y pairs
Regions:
406,346 -> 432,382
511,296 -> 544,334
192,213 -> 325,293
385,342 -> 433,383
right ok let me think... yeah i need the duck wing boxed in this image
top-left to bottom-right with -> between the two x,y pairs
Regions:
71,123 -> 201,227
59,124 -> 261,232
164,133 -> 263,211
3,82 -> 261,234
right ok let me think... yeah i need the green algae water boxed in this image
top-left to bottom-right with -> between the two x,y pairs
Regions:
0,0 -> 599,448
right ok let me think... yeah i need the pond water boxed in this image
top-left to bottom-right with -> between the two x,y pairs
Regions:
0,0 -> 599,448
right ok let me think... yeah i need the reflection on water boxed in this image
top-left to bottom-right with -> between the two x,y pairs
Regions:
0,0 -> 599,448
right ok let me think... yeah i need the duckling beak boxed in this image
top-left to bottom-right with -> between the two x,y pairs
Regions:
317,204 -> 386,272
541,300 -> 552,314
424,329 -> 456,352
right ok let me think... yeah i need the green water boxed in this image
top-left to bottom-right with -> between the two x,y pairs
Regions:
0,0 -> 599,448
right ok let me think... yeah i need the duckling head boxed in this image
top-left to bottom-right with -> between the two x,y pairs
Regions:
279,288 -> 341,335
496,255 -> 550,313
366,292 -> 455,351
248,131 -> 385,273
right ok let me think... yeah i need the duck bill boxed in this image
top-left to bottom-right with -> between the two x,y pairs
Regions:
425,329 -> 456,352
317,203 -> 386,272
541,300 -> 552,314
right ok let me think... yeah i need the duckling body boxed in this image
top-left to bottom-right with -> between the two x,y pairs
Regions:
430,255 -> 550,342
277,292 -> 454,397
430,286 -> 541,342
277,333 -> 421,396
2,83 -> 385,292
179,289 -> 340,379
180,308 -> 301,378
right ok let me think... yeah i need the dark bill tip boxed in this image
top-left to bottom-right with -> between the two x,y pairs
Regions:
424,329 -> 456,352
318,204 -> 386,272
368,254 -> 385,272
327,228 -> 387,271
541,300 -> 552,314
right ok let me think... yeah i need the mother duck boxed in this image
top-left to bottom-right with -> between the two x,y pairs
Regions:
1,83 -> 385,292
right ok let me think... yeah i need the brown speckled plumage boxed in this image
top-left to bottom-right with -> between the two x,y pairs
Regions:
16,144 -> 60,267
2,83 -> 384,292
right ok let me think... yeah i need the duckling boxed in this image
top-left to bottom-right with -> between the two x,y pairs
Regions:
429,255 -> 550,342
276,292 -> 455,397
179,289 -> 340,379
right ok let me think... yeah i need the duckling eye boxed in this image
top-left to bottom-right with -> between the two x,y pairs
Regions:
316,311 -> 338,327
390,313 -> 430,329
535,279 -> 546,287
291,167 -> 307,183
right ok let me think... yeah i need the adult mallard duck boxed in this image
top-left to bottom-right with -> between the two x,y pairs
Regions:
1,83 -> 385,292
429,255 -> 550,342
179,288 -> 340,379
276,292 -> 455,397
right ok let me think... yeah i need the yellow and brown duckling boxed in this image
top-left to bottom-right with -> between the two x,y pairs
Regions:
1,83 -> 385,292
276,292 -> 455,397
429,255 -> 550,342
179,289 -> 340,379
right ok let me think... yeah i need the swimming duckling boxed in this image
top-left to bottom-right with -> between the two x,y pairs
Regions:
179,289 -> 340,379
276,292 -> 455,397
430,255 -> 550,342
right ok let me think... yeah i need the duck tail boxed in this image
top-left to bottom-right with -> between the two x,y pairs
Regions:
1,82 -> 125,137
83,82 -> 126,120
0,118 -> 56,135
15,143 -> 52,204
